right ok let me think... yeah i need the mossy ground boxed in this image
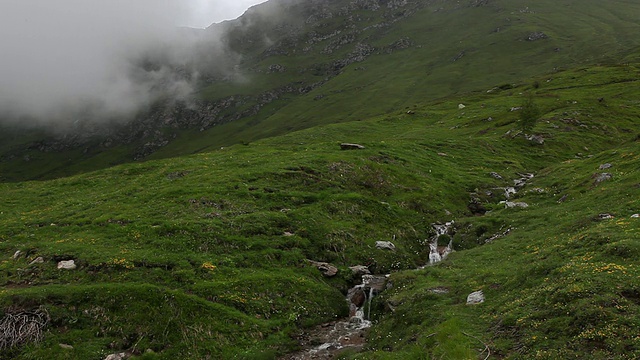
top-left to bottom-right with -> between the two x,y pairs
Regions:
1,59 -> 639,359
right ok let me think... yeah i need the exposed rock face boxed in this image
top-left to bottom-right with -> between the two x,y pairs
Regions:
375,241 -> 396,251
467,290 -> 485,305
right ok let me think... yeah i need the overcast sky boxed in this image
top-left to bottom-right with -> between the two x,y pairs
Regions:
0,0 -> 269,125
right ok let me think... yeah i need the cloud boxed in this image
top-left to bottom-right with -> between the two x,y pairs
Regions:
0,0 -> 266,128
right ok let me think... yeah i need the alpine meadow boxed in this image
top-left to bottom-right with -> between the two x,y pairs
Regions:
1,0 -> 639,359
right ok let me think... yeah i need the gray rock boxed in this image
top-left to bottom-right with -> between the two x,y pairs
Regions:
362,275 -> 387,292
466,290 -> 485,305
340,143 -> 365,150
12,250 -> 22,259
308,260 -> 338,277
375,241 -> 396,251
599,163 -> 612,170
57,260 -> 77,270
349,265 -> 371,277
597,213 -> 615,220
489,172 -> 503,180
504,201 -> 529,209
29,257 -> 44,265
59,343 -> 74,350
593,173 -> 613,185
104,353 -> 128,360
526,32 -> 548,41
631,214 -> 639,218
525,134 -> 545,145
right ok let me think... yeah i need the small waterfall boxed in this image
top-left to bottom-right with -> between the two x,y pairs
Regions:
426,221 -> 455,266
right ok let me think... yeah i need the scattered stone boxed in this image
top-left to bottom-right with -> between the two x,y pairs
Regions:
349,265 -> 371,277
504,187 -> 517,198
59,344 -> 74,350
308,260 -> 338,277
375,241 -> 396,251
283,232 -> 295,237
437,152 -> 448,157
340,143 -> 365,150
599,163 -> 612,170
503,201 -> 529,209
406,110 -> 415,115
489,172 -> 503,180
428,287 -> 450,294
12,250 -> 22,260
593,173 -> 613,186
525,134 -> 545,145
631,214 -> 639,218
510,106 -> 522,112
557,194 -> 568,203
29,257 -> 44,265
526,31 -> 548,41
466,290 -> 485,305
57,260 -> 77,270
458,104 -> 466,109
597,213 -> 615,220
104,353 -> 128,360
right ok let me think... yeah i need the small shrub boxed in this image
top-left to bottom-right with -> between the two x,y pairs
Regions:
519,95 -> 541,132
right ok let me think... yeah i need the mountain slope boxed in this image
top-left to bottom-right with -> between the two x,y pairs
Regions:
2,0 -> 640,182
1,59 -> 639,358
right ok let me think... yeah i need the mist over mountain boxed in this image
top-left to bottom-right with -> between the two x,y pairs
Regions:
0,0 -> 265,127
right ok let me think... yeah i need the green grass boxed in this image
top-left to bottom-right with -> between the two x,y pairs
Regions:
1,58 -> 639,358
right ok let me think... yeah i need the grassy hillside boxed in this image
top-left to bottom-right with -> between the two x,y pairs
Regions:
3,0 -> 640,182
1,58 -> 639,358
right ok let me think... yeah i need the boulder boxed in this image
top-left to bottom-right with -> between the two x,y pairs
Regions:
340,143 -> 365,150
375,241 -> 396,251
489,172 -> 503,180
349,265 -> 371,277
59,344 -> 74,350
597,213 -> 615,221
458,104 -> 466,109
504,201 -> 529,209
362,275 -> 387,292
525,134 -> 545,145
308,260 -> 338,277
12,250 -> 22,259
599,163 -> 612,170
631,214 -> 639,218
104,353 -> 128,360
347,287 -> 366,308
593,173 -> 612,186
466,290 -> 485,305
57,260 -> 77,270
